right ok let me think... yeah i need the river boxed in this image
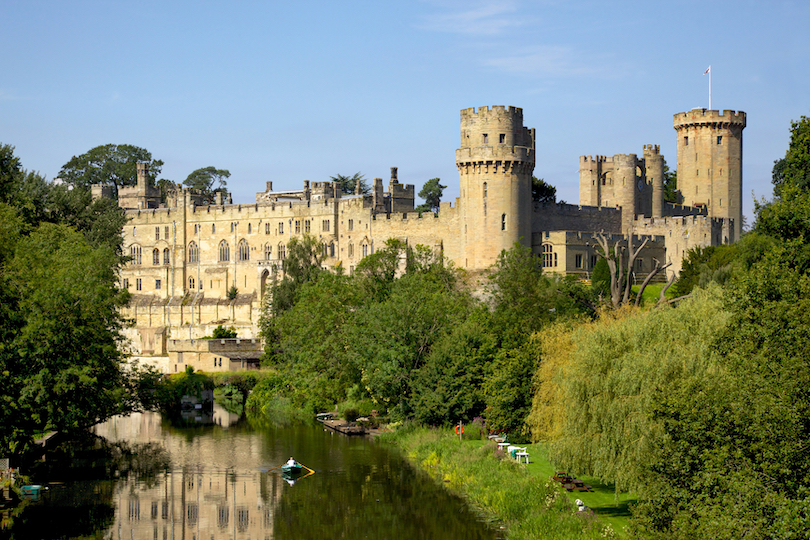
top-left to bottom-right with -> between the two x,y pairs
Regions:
1,405 -> 502,540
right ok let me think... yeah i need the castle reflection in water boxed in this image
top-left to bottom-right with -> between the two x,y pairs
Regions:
94,407 -> 283,540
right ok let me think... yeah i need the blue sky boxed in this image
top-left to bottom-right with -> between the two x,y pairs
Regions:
3,0 -> 809,222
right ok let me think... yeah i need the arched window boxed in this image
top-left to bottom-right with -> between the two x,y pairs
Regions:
238,239 -> 249,261
187,241 -> 199,263
278,243 -> 286,260
330,242 -> 335,257
130,245 -> 142,265
163,248 -> 170,265
362,243 -> 369,257
348,243 -> 354,257
212,223 -> 216,234
219,240 -> 230,262
189,277 -> 195,290
264,243 -> 272,260
322,243 -> 328,257
152,248 -> 160,265
541,244 -> 553,268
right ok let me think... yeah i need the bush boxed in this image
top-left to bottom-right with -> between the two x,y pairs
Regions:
343,408 -> 360,423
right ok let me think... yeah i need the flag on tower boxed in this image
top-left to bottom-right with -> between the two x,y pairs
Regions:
703,66 -> 711,75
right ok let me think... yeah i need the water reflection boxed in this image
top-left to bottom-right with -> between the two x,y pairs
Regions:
3,406 -> 500,540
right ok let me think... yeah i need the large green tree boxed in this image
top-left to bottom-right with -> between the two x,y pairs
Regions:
415,177 -> 446,213
531,177 -> 556,204
183,166 -> 231,204
57,144 -> 163,196
772,116 -> 810,197
330,172 -> 369,195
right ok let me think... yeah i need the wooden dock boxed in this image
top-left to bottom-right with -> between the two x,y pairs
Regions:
318,418 -> 367,436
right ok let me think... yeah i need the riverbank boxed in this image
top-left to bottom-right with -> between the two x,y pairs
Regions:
381,426 -> 624,540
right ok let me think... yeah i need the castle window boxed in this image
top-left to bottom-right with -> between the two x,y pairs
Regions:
164,226 -> 169,239
362,243 -> 369,257
194,224 -> 199,234
554,253 -> 557,267
231,222 -> 235,233
483,182 -> 487,198
717,136 -> 722,145
295,220 -> 301,233
499,134 -> 505,144
696,169 -> 699,176
133,227 -> 136,237
130,245 -> 142,265
155,227 -> 160,241
348,243 -> 354,257
348,219 -> 354,231
212,224 -> 216,234
483,134 -> 488,144
123,278 -> 129,289
135,278 -> 142,291
219,240 -> 230,262
501,214 -> 506,231
189,277 -> 195,290
330,242 -> 335,257
265,223 -> 271,234
279,221 -> 284,234
238,239 -> 249,261
636,258 -> 643,271
575,254 -> 583,269
720,198 -> 722,207
248,223 -> 252,234
153,248 -> 160,265
305,220 -> 311,233
163,248 -> 170,264
322,243 -> 328,257
278,243 -> 286,260
590,255 -> 597,269
542,244 -> 552,267
264,243 -> 272,260
684,136 -> 688,146
155,279 -> 161,290
323,220 -> 330,232
187,241 -> 199,263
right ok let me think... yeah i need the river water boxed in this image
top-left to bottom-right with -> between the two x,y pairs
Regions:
2,406 -> 501,540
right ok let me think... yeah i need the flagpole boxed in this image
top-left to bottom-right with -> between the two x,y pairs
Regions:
709,67 -> 711,110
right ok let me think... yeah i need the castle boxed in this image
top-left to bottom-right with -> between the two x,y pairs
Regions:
114,105 -> 745,372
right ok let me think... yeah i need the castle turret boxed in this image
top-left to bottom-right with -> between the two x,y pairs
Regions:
614,153 -> 638,233
674,109 -> 746,241
644,144 -> 665,217
456,106 -> 535,269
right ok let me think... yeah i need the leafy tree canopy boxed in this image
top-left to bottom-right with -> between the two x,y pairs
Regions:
330,172 -> 369,195
416,178 -> 446,214
772,115 -> 810,197
57,144 -> 163,196
663,161 -> 678,204
532,177 -> 556,204
182,166 -> 231,205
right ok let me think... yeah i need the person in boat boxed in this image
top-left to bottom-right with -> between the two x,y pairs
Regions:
286,457 -> 297,467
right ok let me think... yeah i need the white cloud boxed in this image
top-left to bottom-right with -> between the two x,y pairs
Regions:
483,46 -> 626,79
418,0 -> 523,36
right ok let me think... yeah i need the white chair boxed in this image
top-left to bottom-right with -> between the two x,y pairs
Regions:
515,447 -> 529,464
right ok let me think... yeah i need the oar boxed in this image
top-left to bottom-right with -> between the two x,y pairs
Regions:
300,464 -> 315,475
266,464 -> 284,473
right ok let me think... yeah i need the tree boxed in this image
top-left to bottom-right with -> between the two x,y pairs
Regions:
57,144 -> 163,196
330,172 -> 369,195
772,116 -> 810,196
0,143 -> 23,203
532,177 -> 556,204
183,167 -> 230,204
663,162 -> 678,204
268,234 -> 324,314
416,178 -> 446,213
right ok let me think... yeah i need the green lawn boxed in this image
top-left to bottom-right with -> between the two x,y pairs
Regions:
520,443 -> 636,538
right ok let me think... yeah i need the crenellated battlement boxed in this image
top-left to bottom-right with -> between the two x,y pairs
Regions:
460,105 -> 523,121
643,144 -> 661,156
673,109 -> 747,129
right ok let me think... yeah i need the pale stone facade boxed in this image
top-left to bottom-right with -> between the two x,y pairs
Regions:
114,105 -> 743,369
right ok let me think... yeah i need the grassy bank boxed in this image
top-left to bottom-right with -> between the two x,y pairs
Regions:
380,426 -> 618,540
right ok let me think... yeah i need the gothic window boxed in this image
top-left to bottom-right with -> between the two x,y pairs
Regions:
163,248 -> 170,265
295,220 -> 301,233
304,220 -> 311,233
230,222 -> 235,233
248,223 -> 252,234
322,243 -> 328,257
265,222 -> 271,234
155,227 -> 160,241
501,214 -> 506,231
152,248 -> 160,265
136,278 -> 142,291
130,245 -> 142,265
238,239 -> 249,261
279,221 -> 284,234
278,243 -> 286,260
348,243 -> 354,257
330,242 -> 335,257
219,240 -> 230,262
212,223 -> 216,234
187,241 -> 199,263
322,220 -> 330,232
264,243 -> 272,260
362,243 -> 369,257
123,278 -> 129,289
541,244 -> 553,268
164,226 -> 169,239
348,219 -> 353,231
133,227 -> 136,237
189,277 -> 195,290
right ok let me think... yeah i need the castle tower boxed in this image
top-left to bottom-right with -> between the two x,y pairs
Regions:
613,153 -> 639,233
644,144 -> 665,218
456,106 -> 535,269
674,109 -> 746,241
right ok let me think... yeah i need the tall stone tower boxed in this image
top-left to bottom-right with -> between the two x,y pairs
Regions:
456,106 -> 535,269
673,109 -> 746,241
